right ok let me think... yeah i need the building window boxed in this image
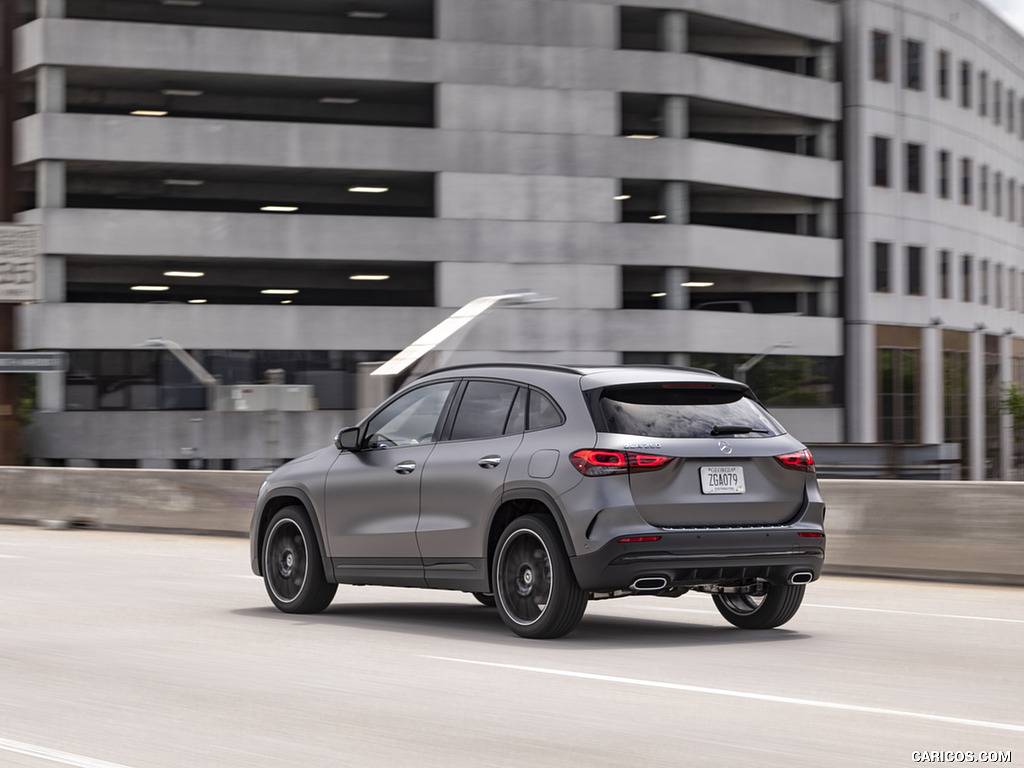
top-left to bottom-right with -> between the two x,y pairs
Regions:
1010,268 -> 1018,311
962,254 -> 973,302
937,49 -> 950,98
873,136 -> 891,187
980,259 -> 989,305
996,264 -> 1004,308
906,246 -> 923,295
980,165 -> 989,211
874,242 -> 891,292
1010,179 -> 1016,222
938,150 -> 950,198
995,171 -> 1003,217
940,250 -> 951,299
961,158 -> 972,205
872,31 -> 890,82
905,143 -> 923,192
904,39 -> 923,90
979,71 -> 988,116
879,347 -> 919,444
960,60 -> 972,108
944,347 -> 969,479
1010,89 -> 1017,133
994,80 -> 1002,124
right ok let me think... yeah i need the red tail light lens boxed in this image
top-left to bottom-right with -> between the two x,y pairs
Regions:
570,450 -> 674,476
775,449 -> 816,473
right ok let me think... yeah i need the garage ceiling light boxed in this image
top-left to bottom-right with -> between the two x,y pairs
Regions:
348,186 -> 389,193
131,110 -> 168,116
614,194 -> 631,200
319,97 -> 360,104
626,134 -> 659,139
650,214 -> 667,220
131,285 -> 170,291
681,281 -> 715,288
347,10 -> 387,18
260,205 -> 299,212
187,299 -> 207,304
650,292 -> 667,298
161,89 -> 204,97
164,271 -> 205,278
349,274 -> 390,281
261,289 -> 299,295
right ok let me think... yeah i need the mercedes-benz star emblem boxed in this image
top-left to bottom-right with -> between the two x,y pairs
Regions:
718,441 -> 733,455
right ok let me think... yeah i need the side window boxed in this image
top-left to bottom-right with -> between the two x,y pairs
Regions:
450,381 -> 521,440
528,389 -> 564,431
363,381 -> 455,449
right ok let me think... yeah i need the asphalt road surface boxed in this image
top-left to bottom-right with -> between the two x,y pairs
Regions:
1,524 -> 1021,768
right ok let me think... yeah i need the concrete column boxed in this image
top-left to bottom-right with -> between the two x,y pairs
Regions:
36,160 -> 66,209
659,10 -> 687,54
813,43 -> 837,82
43,254 -> 65,302
920,324 -> 943,445
968,330 -> 985,481
37,0 -> 65,17
818,278 -> 839,317
37,372 -> 65,412
664,266 -> 689,310
36,66 -> 65,113
1000,334 -> 1013,480
846,322 -> 876,442
815,200 -> 838,237
663,181 -> 689,224
815,122 -> 837,160
662,95 -> 688,139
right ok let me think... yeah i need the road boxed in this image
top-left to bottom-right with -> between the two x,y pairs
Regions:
0,523 -> 1021,768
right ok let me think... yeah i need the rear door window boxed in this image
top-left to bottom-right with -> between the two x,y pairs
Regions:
449,380 -> 521,440
593,385 -> 783,439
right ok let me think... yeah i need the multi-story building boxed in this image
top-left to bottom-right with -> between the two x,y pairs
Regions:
7,0 -> 844,468
843,0 -> 1024,478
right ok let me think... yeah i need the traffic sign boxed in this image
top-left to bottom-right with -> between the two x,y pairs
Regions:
0,352 -> 68,373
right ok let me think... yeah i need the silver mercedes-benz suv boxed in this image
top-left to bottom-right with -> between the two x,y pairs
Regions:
250,364 -> 825,639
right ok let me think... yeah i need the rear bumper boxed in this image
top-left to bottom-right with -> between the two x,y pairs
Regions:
569,527 -> 825,592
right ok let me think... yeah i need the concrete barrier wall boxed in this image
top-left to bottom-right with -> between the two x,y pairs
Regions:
0,468 -> 1021,585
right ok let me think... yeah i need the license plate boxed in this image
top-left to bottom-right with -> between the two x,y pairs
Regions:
700,466 -> 745,495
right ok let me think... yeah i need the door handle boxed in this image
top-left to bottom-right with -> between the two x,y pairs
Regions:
394,461 -> 416,474
478,455 -> 501,469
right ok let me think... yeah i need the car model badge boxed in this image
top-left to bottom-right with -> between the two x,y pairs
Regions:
718,441 -> 733,455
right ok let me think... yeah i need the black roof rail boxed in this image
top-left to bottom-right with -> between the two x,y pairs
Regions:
421,362 -> 587,377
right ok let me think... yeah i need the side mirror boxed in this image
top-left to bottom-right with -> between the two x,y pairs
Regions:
334,426 -> 361,452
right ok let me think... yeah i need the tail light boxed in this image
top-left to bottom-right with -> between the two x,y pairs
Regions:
570,449 -> 674,477
774,449 -> 815,473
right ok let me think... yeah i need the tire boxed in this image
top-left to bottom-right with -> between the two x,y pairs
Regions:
712,582 -> 805,629
472,592 -> 496,607
492,514 -> 587,639
262,506 -> 337,614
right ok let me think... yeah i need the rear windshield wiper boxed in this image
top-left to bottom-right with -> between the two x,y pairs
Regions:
710,425 -> 770,436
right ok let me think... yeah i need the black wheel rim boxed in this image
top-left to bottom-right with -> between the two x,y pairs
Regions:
718,592 -> 765,615
265,518 -> 307,603
496,529 -> 552,626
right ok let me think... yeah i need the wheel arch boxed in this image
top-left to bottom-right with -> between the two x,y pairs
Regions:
255,488 -> 332,581
486,489 -> 577,580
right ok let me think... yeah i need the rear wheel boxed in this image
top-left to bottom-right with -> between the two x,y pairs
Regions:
262,506 -> 337,614
493,515 -> 587,639
712,582 -> 805,629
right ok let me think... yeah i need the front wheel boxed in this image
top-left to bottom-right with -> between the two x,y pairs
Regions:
493,515 -> 587,639
712,582 -> 805,629
262,506 -> 337,614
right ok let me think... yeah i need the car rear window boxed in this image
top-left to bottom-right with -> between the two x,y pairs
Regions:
593,385 -> 784,439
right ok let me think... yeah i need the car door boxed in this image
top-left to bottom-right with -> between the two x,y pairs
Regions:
417,379 -> 525,590
324,380 -> 457,587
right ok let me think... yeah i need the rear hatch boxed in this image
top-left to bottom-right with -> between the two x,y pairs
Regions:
586,381 -> 811,528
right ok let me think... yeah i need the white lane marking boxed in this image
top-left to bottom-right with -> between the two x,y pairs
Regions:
622,602 -> 1024,624
426,656 -> 1024,734
0,737 -> 136,768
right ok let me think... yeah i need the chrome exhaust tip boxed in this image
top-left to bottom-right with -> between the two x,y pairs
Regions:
631,577 -> 669,592
788,571 -> 813,585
